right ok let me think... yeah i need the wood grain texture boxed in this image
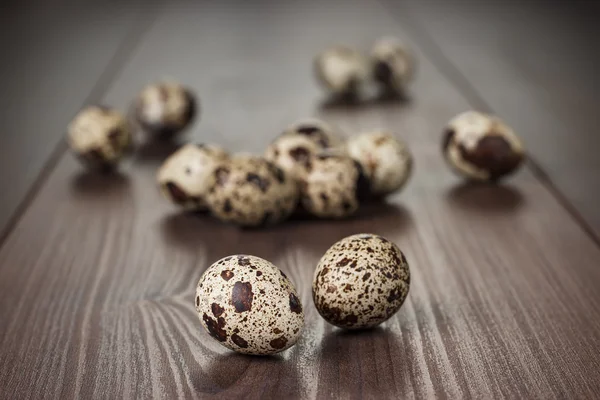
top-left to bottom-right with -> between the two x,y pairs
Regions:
388,0 -> 600,237
0,0 -> 148,236
1,0 -> 600,398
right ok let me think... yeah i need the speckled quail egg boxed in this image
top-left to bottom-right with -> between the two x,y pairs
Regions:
264,118 -> 344,181
157,143 -> 229,211
312,233 -> 410,330
67,105 -> 132,169
370,37 -> 416,93
443,111 -> 525,182
314,46 -> 370,96
134,81 -> 197,137
346,131 -> 413,197
205,155 -> 299,227
195,255 -> 304,355
300,153 -> 370,219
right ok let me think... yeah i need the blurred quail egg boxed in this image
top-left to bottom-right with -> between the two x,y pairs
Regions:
443,111 -> 525,182
314,46 -> 370,96
134,81 -> 197,137
300,153 -> 369,219
371,37 -> 416,93
206,155 -> 299,227
196,255 -> 304,355
346,131 -> 412,197
264,118 -> 344,181
157,143 -> 229,211
67,105 -> 132,169
312,233 -> 410,329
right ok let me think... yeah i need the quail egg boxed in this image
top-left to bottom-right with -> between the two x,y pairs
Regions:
157,143 -> 229,211
195,255 -> 304,355
205,155 -> 299,227
314,46 -> 370,96
134,81 -> 197,137
264,118 -> 343,181
443,110 -> 525,182
300,153 -> 369,219
346,131 -> 412,197
312,233 -> 410,329
67,105 -> 132,169
371,37 -> 416,93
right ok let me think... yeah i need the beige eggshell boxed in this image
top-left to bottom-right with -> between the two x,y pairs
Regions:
299,153 -> 369,219
443,110 -> 525,181
314,46 -> 370,95
312,233 -> 410,329
67,105 -> 132,168
157,143 -> 229,210
346,131 -> 412,197
205,155 -> 299,227
134,81 -> 197,136
371,37 -> 416,92
195,255 -> 304,355
264,118 -> 344,181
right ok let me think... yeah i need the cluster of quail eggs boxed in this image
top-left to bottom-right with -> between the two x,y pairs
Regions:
195,233 -> 411,355
67,80 -> 197,169
65,34 -> 529,358
157,117 -> 414,227
314,37 -> 417,99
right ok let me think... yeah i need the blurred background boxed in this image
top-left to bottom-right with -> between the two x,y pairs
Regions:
0,0 -> 599,236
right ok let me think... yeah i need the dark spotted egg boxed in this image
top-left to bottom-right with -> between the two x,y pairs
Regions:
300,153 -> 370,219
205,155 -> 299,227
195,255 -> 304,355
443,111 -> 525,182
67,105 -> 132,170
312,233 -> 410,330
314,46 -> 370,96
157,143 -> 229,211
134,81 -> 197,137
346,131 -> 412,197
370,37 -> 416,94
264,118 -> 343,182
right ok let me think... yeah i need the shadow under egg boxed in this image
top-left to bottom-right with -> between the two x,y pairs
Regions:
159,210 -> 226,254
446,181 -> 525,213
69,169 -> 131,198
318,326 -> 401,398
191,350 -> 302,397
288,201 -> 414,256
317,88 -> 411,113
133,137 -> 184,164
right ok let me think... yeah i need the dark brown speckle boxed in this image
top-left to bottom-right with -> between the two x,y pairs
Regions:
231,333 -> 249,348
289,293 -> 302,314
232,281 -> 254,312
270,336 -> 288,350
211,303 -> 225,317
221,270 -> 234,281
202,313 -> 227,342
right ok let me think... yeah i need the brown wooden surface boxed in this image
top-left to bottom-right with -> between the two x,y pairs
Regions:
0,0 -> 150,238
1,0 -> 600,398
389,0 -> 600,237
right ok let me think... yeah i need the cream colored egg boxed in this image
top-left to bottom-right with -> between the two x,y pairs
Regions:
195,255 -> 304,355
312,233 -> 410,329
346,131 -> 412,197
443,110 -> 525,182
314,46 -> 370,95
264,118 -> 344,181
205,155 -> 299,227
371,37 -> 416,92
67,105 -> 132,169
300,153 -> 370,219
157,143 -> 229,210
134,81 -> 197,136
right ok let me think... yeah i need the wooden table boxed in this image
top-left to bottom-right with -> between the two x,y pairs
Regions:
1,0 -> 599,398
